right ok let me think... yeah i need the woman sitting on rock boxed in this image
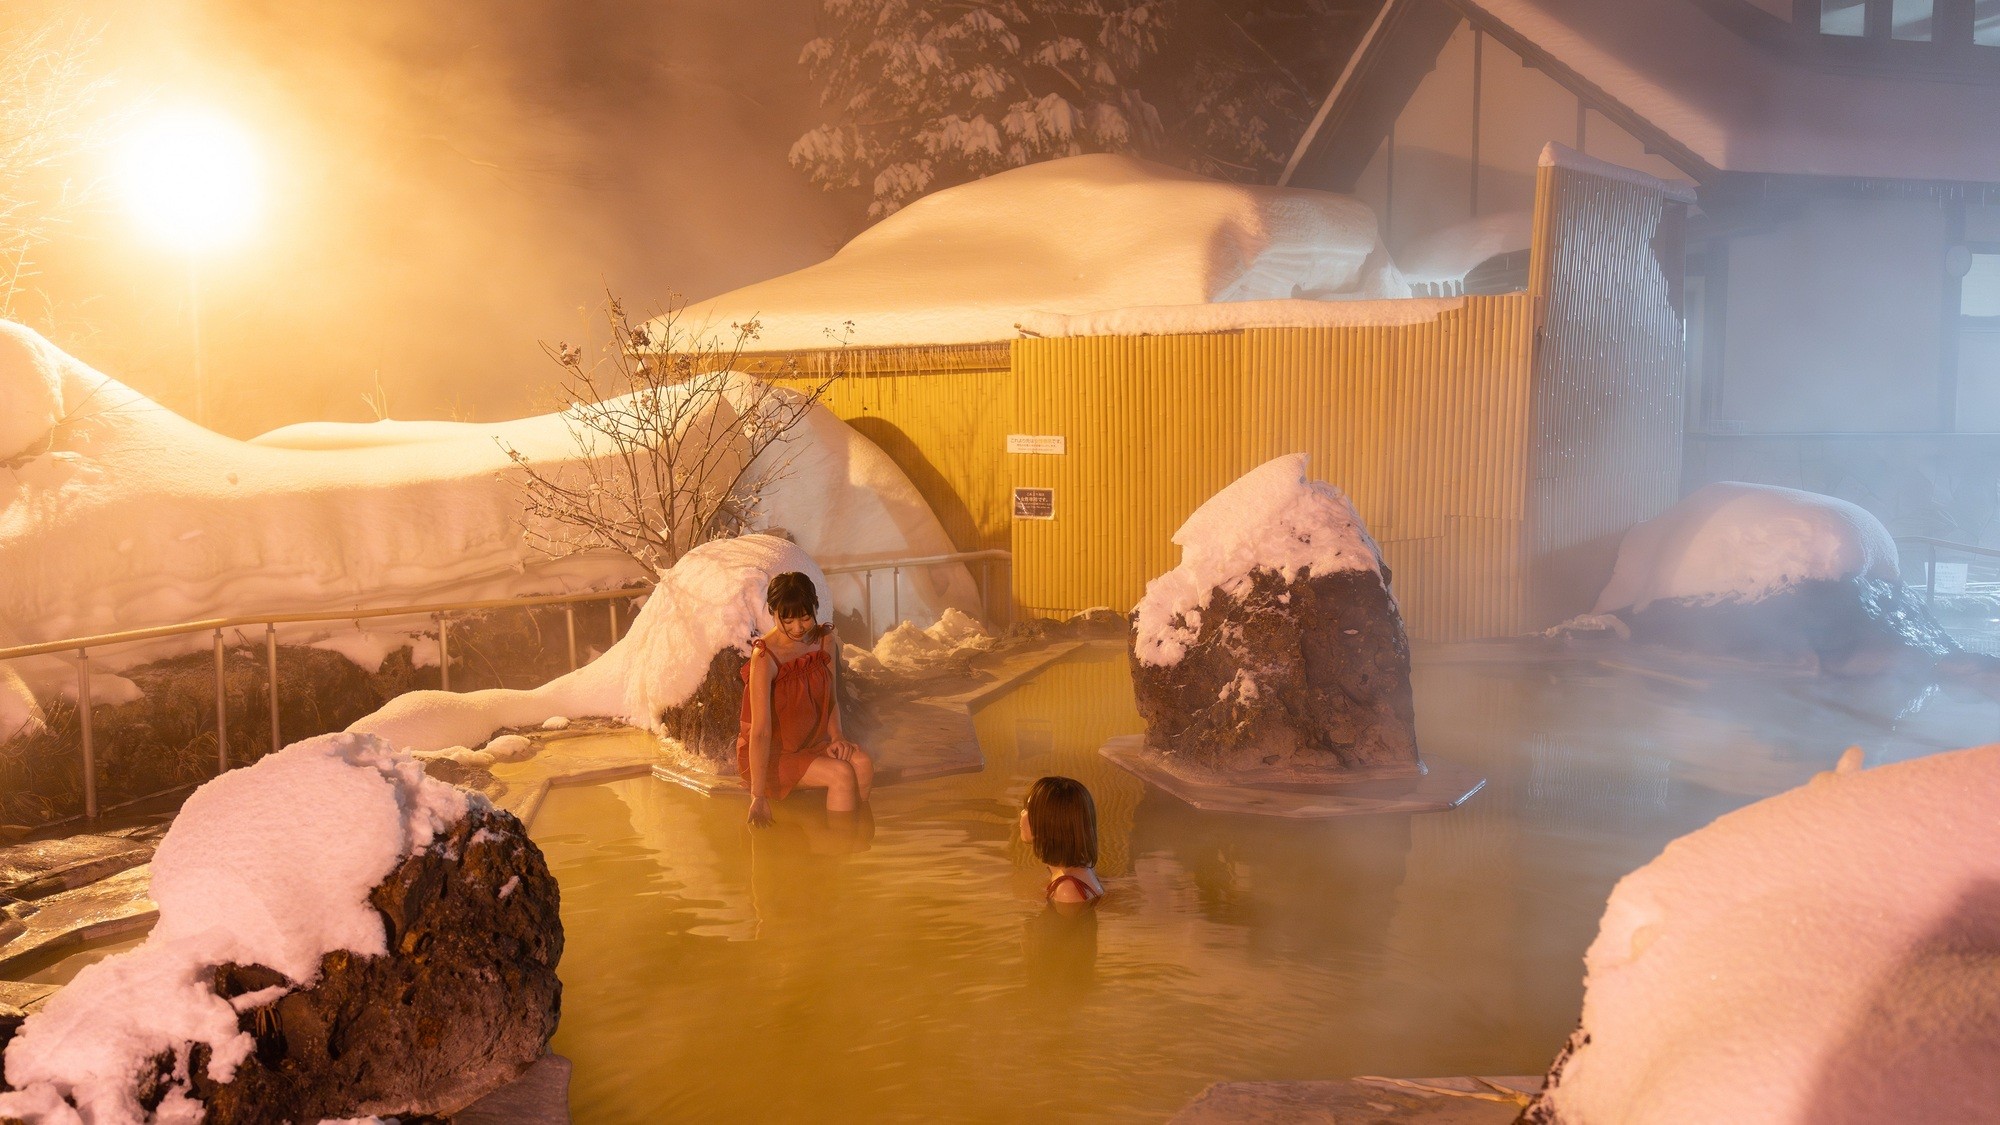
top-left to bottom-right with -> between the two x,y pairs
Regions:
739,571 -> 872,827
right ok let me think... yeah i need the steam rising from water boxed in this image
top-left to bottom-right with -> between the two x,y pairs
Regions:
31,0 -> 855,436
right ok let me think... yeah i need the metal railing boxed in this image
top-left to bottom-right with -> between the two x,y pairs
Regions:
0,585 -> 650,820
1895,536 -> 2000,607
1,547 -> 1014,821
820,549 -> 1012,646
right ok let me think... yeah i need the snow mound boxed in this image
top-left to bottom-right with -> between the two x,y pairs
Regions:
348,534 -> 826,751
0,733 -> 474,1123
862,607 -> 995,674
1536,743 -> 2000,1124
0,322 -> 66,463
0,324 -> 972,704
658,154 -> 1406,351
1396,210 -> 1533,291
1133,453 -> 1381,666
1594,482 -> 1900,614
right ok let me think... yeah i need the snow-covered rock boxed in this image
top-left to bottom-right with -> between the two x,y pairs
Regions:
655,154 -> 1407,352
1133,453 -> 1382,668
0,325 -> 972,700
0,733 -> 560,1123
1127,454 -> 1417,778
0,665 -> 43,743
1521,743 -> 2000,1125
1595,482 -> 1900,614
1592,483 -> 1952,672
348,534 -> 828,757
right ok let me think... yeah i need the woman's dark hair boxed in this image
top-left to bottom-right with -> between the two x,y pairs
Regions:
765,571 -> 820,621
1024,776 -> 1098,869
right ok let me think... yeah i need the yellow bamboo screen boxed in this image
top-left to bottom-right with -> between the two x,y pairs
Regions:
1010,296 -> 1537,640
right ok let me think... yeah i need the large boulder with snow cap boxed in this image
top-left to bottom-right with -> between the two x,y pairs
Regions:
1518,744 -> 2000,1124
1129,454 -> 1418,778
0,733 -> 560,1123
1595,482 -> 1954,672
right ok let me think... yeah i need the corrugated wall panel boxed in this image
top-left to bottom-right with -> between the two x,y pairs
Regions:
1240,295 -> 1535,639
1524,160 -> 1689,627
1010,334 -> 1242,617
1008,299 -> 1534,639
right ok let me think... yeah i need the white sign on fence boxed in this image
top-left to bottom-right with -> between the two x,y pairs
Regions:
1006,434 -> 1066,455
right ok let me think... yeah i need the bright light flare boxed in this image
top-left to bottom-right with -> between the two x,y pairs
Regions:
116,108 -> 264,253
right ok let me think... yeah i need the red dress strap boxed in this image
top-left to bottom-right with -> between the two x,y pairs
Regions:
1045,874 -> 1101,903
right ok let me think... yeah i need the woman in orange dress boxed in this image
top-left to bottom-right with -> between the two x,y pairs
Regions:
737,571 -> 872,827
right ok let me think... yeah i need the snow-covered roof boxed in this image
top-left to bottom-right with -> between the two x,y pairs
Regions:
650,154 -> 1408,352
1459,0 -> 2000,183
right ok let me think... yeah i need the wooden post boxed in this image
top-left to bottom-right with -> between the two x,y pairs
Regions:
565,603 -> 579,670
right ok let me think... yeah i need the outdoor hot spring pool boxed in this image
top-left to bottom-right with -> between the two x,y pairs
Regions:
530,643 -> 2000,1123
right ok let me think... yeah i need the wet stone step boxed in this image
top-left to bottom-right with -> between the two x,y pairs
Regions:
0,831 -> 160,901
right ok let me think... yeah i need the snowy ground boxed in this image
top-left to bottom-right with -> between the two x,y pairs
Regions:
0,323 -> 975,713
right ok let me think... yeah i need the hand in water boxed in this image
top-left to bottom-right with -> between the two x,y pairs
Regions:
747,796 -> 773,827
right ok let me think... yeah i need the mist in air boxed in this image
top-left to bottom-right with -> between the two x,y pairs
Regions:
31,0 -> 857,437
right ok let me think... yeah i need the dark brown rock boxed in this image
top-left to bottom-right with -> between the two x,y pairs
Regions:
655,647 -> 749,764
1621,576 -> 1957,675
162,802 -> 562,1123
0,1002 -> 22,1072
1129,566 -> 1419,777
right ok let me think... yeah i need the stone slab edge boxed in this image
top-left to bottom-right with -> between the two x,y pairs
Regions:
1100,735 -> 1487,818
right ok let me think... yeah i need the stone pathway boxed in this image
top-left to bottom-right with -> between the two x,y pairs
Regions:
0,826 -> 163,980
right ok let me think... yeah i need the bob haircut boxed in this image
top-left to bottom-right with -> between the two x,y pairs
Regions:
1024,775 -> 1098,869
765,571 -> 820,622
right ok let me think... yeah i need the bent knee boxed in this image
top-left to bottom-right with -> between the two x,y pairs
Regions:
826,756 -> 859,788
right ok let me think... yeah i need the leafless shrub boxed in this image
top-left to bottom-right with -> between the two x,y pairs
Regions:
500,295 -> 843,578
0,13 -> 115,323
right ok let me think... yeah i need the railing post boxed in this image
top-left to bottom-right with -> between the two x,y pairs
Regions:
76,649 -> 97,820
607,598 -> 620,644
1927,542 -> 1938,608
862,572 -> 875,648
436,613 -> 452,691
266,623 -> 281,755
978,559 -> 990,625
565,603 -> 579,670
213,629 -> 228,774
891,565 -> 901,629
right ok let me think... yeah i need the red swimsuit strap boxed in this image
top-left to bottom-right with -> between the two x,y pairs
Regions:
1045,873 -> 1100,902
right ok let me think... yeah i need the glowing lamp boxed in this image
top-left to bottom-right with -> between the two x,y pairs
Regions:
116,108 -> 263,253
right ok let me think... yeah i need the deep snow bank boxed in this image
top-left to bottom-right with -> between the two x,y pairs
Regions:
655,154 -> 1407,351
1595,482 -> 1899,614
0,325 -> 971,688
348,534 -> 828,752
1132,453 -> 1382,666
1525,744 -> 2000,1124
0,733 -> 472,1123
